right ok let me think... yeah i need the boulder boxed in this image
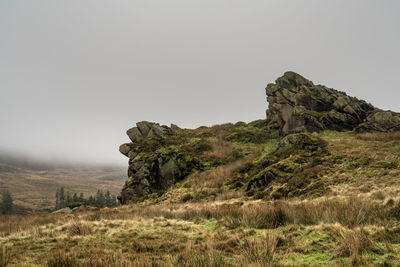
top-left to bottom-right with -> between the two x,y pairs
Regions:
136,121 -> 152,136
119,143 -> 131,156
126,127 -> 143,142
52,207 -> 72,214
126,121 -> 168,142
357,111 -> 400,133
266,71 -> 400,135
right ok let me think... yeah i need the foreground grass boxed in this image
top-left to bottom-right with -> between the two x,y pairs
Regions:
1,196 -> 400,266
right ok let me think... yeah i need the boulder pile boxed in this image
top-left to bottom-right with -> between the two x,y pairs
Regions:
266,71 -> 400,135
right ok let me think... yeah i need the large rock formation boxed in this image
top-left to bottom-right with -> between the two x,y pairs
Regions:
266,71 -> 400,135
119,72 -> 400,204
118,122 -> 188,204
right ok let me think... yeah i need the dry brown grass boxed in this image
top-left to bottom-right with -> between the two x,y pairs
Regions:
81,254 -> 145,267
0,244 -> 10,267
0,197 -> 399,266
76,196 -> 385,229
184,160 -> 245,189
240,233 -> 279,266
356,132 -> 400,141
67,220 -> 92,236
0,196 -> 385,241
335,228 -> 378,265
175,246 -> 227,267
46,250 -> 78,267
0,213 -> 63,237
201,138 -> 239,162
283,197 -> 385,228
197,123 -> 236,138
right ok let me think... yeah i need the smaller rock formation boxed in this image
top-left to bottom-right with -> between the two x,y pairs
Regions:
118,122 -> 185,204
118,121 -> 202,204
126,121 -> 172,142
266,71 -> 400,135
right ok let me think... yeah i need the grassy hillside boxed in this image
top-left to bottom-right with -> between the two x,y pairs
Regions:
0,158 -> 126,213
1,126 -> 400,266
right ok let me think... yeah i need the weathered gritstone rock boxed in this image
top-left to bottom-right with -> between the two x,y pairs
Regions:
126,121 -> 171,142
119,73 -> 400,204
266,71 -> 400,135
118,121 -> 187,204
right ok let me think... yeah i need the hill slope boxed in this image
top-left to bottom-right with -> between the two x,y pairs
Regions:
1,131 -> 400,266
1,72 -> 400,266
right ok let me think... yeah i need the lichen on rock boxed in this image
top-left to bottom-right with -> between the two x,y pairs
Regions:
266,71 -> 400,135
118,121 -> 187,204
118,121 -> 243,204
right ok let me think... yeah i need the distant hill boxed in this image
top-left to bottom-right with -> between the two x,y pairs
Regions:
0,151 -> 126,213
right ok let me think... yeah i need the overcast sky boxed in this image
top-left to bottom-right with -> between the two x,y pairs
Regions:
0,0 -> 399,165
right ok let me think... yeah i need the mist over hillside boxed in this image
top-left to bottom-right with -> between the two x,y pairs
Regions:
0,149 -> 125,171
0,151 -> 126,213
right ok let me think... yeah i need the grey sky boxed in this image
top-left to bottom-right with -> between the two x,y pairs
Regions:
0,0 -> 399,165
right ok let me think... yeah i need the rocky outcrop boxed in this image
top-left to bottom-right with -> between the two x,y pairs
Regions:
266,71 -> 400,135
231,132 -> 330,199
118,121 -> 188,204
118,120 -> 276,204
119,72 -> 400,204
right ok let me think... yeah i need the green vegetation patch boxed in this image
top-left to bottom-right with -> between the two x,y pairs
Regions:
231,133 -> 332,199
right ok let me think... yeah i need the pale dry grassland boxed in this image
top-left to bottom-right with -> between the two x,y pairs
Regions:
1,196 -> 400,266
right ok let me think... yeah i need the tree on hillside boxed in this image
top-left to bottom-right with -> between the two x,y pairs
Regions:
59,187 -> 66,208
72,193 -> 78,203
0,189 -> 13,214
66,191 -> 71,206
79,193 -> 84,202
96,190 -> 105,206
55,189 -> 60,210
87,195 -> 95,205
105,190 -> 111,206
54,188 -> 118,209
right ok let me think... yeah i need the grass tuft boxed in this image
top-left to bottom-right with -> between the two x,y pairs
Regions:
67,220 -> 92,236
240,233 -> 278,266
0,245 -> 10,267
46,250 -> 78,267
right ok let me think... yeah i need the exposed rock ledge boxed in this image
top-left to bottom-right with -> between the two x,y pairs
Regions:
118,122 -> 186,204
266,71 -> 400,135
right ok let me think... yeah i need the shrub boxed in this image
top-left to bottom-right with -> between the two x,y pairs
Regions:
180,193 -> 194,203
175,247 -> 228,267
67,221 -> 92,236
335,228 -> 379,265
46,250 -> 78,267
240,233 -> 278,265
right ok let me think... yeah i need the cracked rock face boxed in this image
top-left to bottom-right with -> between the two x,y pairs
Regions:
118,121 -> 186,204
266,71 -> 400,135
